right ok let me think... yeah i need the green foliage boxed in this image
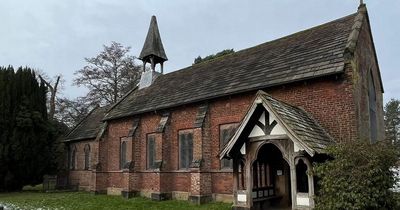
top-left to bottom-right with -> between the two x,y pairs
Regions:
314,140 -> 400,210
384,98 -> 400,144
0,192 -> 231,210
193,49 -> 235,64
0,66 -> 56,191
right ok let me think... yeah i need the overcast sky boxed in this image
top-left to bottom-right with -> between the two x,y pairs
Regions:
0,0 -> 399,103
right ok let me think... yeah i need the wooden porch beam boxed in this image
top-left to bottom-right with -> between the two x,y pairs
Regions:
249,134 -> 289,142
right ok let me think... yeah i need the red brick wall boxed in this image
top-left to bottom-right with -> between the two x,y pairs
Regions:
69,170 -> 92,189
68,21 -> 387,195
105,119 -> 134,171
70,71 -> 363,196
208,94 -> 253,194
67,140 -> 97,189
81,73 -> 358,195
107,172 -> 124,188
267,76 -> 356,142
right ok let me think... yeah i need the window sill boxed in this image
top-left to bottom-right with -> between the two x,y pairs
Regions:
220,168 -> 233,172
69,169 -> 93,172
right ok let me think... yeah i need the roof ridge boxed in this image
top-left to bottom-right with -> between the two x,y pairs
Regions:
158,13 -> 357,76
233,13 -> 358,56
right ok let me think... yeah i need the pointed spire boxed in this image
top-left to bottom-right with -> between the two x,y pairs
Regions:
358,0 -> 367,10
139,16 -> 168,72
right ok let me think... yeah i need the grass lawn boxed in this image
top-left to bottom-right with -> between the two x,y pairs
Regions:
0,190 -> 231,210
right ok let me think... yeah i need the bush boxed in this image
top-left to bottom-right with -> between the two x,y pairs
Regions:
314,140 -> 400,210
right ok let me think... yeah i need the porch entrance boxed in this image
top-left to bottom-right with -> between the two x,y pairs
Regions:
251,143 -> 291,209
221,92 -> 328,209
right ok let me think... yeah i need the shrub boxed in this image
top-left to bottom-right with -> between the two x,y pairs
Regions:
314,140 -> 400,210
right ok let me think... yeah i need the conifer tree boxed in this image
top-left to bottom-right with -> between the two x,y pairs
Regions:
0,66 -> 55,191
384,99 -> 400,144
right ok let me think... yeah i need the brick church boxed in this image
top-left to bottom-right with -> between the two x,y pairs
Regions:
63,3 -> 384,210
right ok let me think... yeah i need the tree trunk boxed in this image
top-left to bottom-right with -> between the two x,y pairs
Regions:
39,75 -> 60,119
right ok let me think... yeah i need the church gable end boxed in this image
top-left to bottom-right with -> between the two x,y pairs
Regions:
345,3 -> 385,142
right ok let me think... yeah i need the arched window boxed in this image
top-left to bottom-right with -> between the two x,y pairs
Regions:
120,141 -> 127,169
296,159 -> 309,193
84,144 -> 90,170
147,135 -> 156,169
70,146 -> 77,170
368,71 -> 377,143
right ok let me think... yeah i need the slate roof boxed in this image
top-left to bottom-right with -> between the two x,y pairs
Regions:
261,92 -> 334,153
64,106 -> 108,142
139,16 -> 168,63
104,13 -> 358,121
220,91 -> 335,158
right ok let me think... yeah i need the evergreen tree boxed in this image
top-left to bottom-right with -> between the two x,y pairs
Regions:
384,98 -> 400,144
0,66 -> 55,191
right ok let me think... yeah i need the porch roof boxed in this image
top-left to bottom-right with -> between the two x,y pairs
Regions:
219,91 -> 335,158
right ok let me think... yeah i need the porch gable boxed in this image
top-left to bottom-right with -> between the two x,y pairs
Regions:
219,90 -> 335,159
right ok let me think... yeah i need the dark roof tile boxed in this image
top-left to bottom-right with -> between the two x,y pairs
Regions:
262,91 -> 335,153
64,106 -> 108,142
105,13 -> 357,121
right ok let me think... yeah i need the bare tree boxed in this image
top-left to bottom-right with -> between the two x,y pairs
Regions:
74,41 -> 142,105
55,96 -> 96,128
39,75 -> 61,119
35,70 -> 64,120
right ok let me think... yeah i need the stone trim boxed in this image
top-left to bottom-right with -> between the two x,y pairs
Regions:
151,192 -> 172,201
121,190 -> 139,199
122,161 -> 135,172
156,112 -> 170,133
194,104 -> 208,128
344,4 -> 366,57
91,190 -> 107,195
189,195 -> 212,205
127,118 -> 140,137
